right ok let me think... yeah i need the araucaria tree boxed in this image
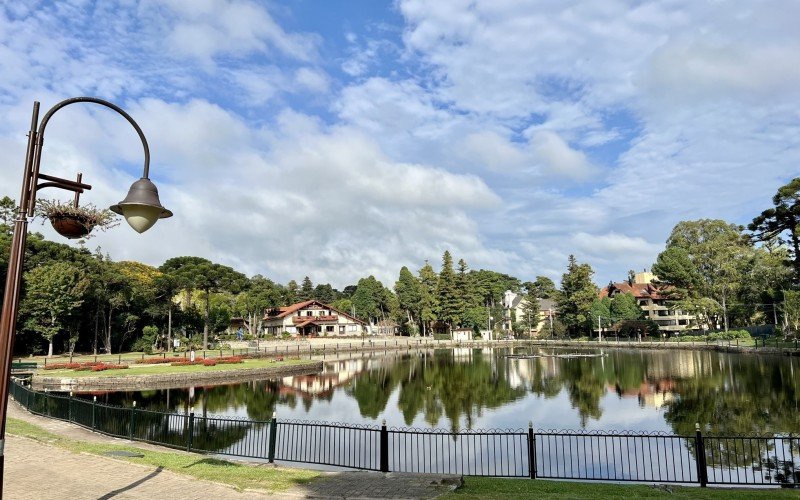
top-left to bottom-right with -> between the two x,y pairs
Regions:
749,177 -> 800,282
557,255 -> 598,337
160,256 -> 249,349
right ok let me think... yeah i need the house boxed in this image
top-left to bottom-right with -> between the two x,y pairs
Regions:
599,272 -> 695,335
452,328 -> 473,341
502,290 -> 558,336
262,300 -> 367,337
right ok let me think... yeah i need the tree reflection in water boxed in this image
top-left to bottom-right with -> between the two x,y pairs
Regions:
93,347 -> 800,438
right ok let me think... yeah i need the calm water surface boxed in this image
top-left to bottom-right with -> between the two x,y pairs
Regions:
89,347 -> 800,436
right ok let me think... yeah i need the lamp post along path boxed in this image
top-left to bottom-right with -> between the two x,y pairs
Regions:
0,97 -> 171,498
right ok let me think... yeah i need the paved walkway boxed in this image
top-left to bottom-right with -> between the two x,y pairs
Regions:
5,403 -> 460,499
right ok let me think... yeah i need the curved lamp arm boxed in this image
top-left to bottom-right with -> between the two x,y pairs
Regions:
35,96 -> 151,179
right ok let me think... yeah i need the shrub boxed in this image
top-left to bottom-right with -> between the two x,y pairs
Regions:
202,358 -> 217,366
216,356 -> 243,364
135,357 -> 184,364
171,360 -> 200,366
43,363 -> 82,370
90,363 -> 128,372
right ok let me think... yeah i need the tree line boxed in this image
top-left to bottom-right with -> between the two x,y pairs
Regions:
2,177 -> 799,355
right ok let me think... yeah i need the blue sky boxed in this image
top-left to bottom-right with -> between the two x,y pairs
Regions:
1,0 -> 799,289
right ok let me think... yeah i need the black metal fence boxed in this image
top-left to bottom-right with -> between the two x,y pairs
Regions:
9,379 -> 798,487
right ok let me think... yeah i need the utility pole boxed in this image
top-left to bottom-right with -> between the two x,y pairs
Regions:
598,315 -> 603,342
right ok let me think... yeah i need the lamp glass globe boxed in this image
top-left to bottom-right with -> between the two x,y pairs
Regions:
121,204 -> 162,233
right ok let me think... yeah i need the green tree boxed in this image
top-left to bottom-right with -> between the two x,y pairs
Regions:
749,177 -> 800,281
435,251 -> 459,334
160,256 -> 248,349
656,219 -> 752,331
557,255 -> 598,336
519,281 -> 541,335
530,276 -> 557,299
395,266 -> 422,335
313,283 -> 337,304
234,275 -> 284,337
22,262 -> 89,356
418,262 -> 438,336
610,292 -> 642,322
352,275 -> 394,326
285,280 -> 299,304
299,276 -> 314,301
588,297 -> 611,334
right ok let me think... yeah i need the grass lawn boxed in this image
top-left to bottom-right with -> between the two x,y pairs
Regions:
447,476 -> 799,499
36,357 -> 315,378
6,417 -> 319,492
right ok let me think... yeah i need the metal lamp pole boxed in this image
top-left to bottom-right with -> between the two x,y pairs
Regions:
0,97 -> 172,498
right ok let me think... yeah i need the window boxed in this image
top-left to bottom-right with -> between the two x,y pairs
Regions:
306,311 -> 312,316
348,325 -> 358,332
326,326 -> 334,332
339,325 -> 345,333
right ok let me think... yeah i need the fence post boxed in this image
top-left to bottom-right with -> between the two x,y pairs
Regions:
68,391 -> 73,422
187,409 -> 195,451
92,396 -> 97,430
268,411 -> 278,463
129,401 -> 137,440
380,419 -> 389,473
528,421 -> 536,479
695,423 -> 708,487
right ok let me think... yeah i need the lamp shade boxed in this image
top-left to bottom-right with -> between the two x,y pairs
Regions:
110,177 -> 172,233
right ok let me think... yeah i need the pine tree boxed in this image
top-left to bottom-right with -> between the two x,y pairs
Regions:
395,266 -> 422,335
520,281 -> 540,336
418,261 -> 439,336
435,251 -> 460,335
557,255 -> 598,336
299,276 -> 314,301
285,280 -> 299,304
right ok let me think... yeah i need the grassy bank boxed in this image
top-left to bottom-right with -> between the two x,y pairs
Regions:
447,477 -> 799,499
37,357 -> 313,378
7,417 -> 318,492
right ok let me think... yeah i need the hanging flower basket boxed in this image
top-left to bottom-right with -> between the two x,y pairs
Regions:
36,199 -> 119,240
50,216 -> 92,239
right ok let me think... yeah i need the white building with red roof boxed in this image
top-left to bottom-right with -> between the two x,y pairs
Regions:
599,272 -> 695,334
262,300 -> 367,337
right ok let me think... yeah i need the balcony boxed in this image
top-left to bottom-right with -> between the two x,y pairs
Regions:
293,315 -> 338,324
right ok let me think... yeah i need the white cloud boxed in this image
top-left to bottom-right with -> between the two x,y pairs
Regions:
530,131 -> 595,181
146,0 -> 319,63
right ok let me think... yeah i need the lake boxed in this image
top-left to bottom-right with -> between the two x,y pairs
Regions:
86,346 -> 800,437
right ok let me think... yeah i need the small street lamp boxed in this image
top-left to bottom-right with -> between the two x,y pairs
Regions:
0,97 -> 171,495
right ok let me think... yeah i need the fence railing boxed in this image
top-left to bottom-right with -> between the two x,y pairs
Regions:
9,379 -> 798,487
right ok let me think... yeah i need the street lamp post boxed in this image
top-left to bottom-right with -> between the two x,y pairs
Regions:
0,97 -> 171,497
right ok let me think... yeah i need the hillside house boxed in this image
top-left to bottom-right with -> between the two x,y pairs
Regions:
263,300 -> 367,337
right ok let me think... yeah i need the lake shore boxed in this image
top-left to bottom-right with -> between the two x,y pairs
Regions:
31,358 -> 323,391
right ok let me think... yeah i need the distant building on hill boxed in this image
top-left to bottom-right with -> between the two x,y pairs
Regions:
599,272 -> 695,335
263,300 -> 366,337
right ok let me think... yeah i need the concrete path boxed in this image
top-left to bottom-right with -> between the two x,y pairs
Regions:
5,402 -> 460,499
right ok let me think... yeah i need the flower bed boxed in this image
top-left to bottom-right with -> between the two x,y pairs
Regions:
43,362 -> 83,370
216,356 -> 243,364
89,363 -> 129,372
169,357 -> 242,367
44,361 -> 127,371
135,357 -> 185,365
